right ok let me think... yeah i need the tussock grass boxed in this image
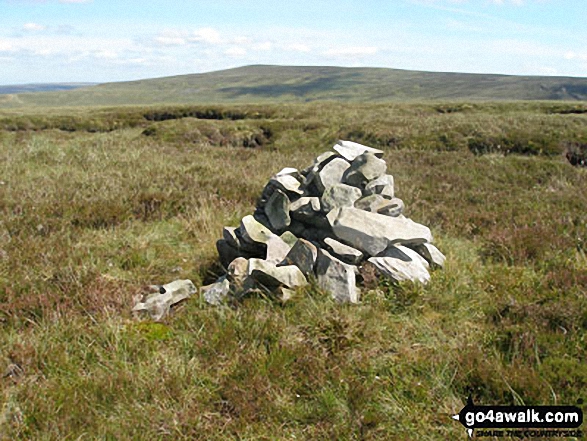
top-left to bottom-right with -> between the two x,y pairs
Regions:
0,102 -> 585,439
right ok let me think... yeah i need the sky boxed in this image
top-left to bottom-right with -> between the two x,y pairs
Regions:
0,0 -> 586,85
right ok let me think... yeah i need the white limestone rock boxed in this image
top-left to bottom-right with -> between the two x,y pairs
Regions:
314,158 -> 351,193
133,279 -> 197,321
365,174 -> 394,199
368,245 -> 430,284
321,184 -> 363,213
201,276 -> 231,306
410,243 -> 446,268
333,140 -> 384,161
247,259 -> 308,289
327,207 -> 432,256
324,237 -> 364,265
239,215 -> 276,246
315,249 -> 359,303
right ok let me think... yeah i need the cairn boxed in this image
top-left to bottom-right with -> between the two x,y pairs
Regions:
203,140 -> 445,305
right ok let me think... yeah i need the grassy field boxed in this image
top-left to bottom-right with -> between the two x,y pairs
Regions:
0,101 -> 586,440
2,65 -> 587,108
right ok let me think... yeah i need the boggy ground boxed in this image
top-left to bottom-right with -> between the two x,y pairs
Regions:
0,102 -> 585,440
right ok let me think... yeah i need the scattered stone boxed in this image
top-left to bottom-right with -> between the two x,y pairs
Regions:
133,279 -> 196,321
265,189 -> 291,231
281,238 -> 318,275
321,184 -> 363,213
247,259 -> 308,289
315,249 -> 359,303
410,243 -> 446,268
324,237 -> 363,265
227,257 -> 249,285
327,207 -> 432,256
201,276 -> 231,306
333,140 -> 384,161
368,245 -> 430,284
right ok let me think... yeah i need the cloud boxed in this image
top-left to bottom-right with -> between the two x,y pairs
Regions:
0,40 -> 13,52
287,43 -> 311,53
187,28 -> 221,44
224,47 -> 246,57
155,35 -> 186,46
23,23 -> 46,31
252,42 -> 272,51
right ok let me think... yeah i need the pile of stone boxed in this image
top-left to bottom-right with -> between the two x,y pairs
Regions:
202,140 -> 445,305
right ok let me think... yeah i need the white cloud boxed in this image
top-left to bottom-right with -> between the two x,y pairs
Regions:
187,28 -> 221,44
253,42 -> 272,51
287,43 -> 311,53
0,40 -> 12,52
155,36 -> 186,46
23,23 -> 46,32
324,46 -> 378,57
224,46 -> 246,57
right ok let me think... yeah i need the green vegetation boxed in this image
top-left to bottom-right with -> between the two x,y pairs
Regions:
2,65 -> 587,108
0,101 -> 585,439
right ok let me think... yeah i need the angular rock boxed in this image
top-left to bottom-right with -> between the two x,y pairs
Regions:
314,158 -> 351,193
410,243 -> 446,268
280,231 -> 298,248
247,259 -> 308,289
290,196 -> 321,222
269,174 -> 303,196
227,257 -> 249,285
355,195 -> 404,217
276,167 -> 301,178
280,238 -> 318,275
287,219 -> 308,238
265,235 -> 293,265
365,174 -> 394,199
333,140 -> 384,161
216,239 -> 242,268
239,215 -> 276,246
315,249 -> 359,303
378,197 -> 404,217
327,207 -> 432,256
321,184 -> 363,213
368,245 -> 430,284
343,153 -> 387,188
133,279 -> 197,321
201,276 -> 231,306
324,237 -> 364,265
264,189 -> 291,231
223,226 -> 240,249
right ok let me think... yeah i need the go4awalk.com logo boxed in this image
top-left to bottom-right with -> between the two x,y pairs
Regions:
452,397 -> 584,438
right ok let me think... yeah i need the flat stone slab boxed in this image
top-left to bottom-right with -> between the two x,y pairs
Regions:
269,174 -> 303,195
280,238 -> 318,275
321,184 -> 363,213
133,279 -> 197,321
368,245 -> 430,284
324,237 -> 364,265
315,249 -> 359,303
327,207 -> 432,256
333,140 -> 384,161
247,259 -> 308,289
239,215 -> 276,246
410,243 -> 446,268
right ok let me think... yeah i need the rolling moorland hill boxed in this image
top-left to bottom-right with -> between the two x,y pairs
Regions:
1,65 -> 587,108
0,83 -> 95,95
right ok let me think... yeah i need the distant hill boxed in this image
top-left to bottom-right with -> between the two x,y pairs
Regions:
0,83 -> 96,95
1,65 -> 587,108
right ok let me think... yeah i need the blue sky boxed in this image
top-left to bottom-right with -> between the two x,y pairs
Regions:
0,0 -> 586,84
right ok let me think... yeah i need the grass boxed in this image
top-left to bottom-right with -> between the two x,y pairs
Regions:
2,65 -> 587,108
0,101 -> 585,439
